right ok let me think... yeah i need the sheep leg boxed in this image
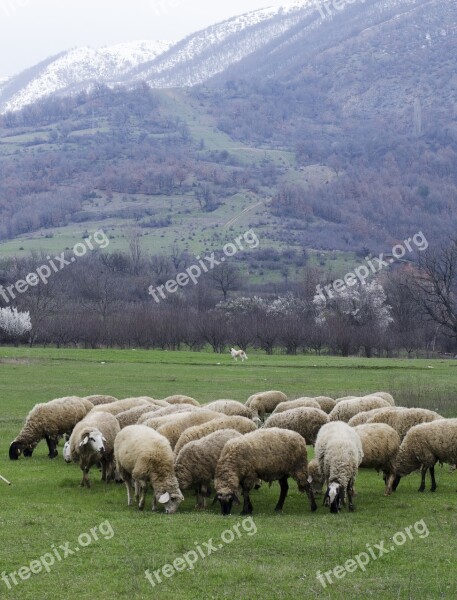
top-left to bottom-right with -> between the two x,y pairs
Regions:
81,467 -> 91,489
274,476 -> 289,512
241,490 -> 253,515
45,435 -> 58,459
347,481 -> 355,512
429,466 -> 437,492
101,460 -> 107,482
418,467 -> 427,492
138,484 -> 147,511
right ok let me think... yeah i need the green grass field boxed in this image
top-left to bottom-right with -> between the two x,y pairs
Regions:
1,349 -> 457,599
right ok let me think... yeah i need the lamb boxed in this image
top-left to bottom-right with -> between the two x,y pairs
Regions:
69,411 -> 120,488
230,348 -> 248,362
314,397 -> 336,414
9,396 -> 93,460
386,419 -> 457,494
156,410 -> 222,449
83,395 -> 118,406
90,397 -> 151,416
204,400 -> 256,420
272,398 -> 321,414
264,407 -> 329,445
162,395 -> 200,407
174,416 -> 257,455
175,429 -> 243,508
366,407 -> 444,440
116,405 -> 161,429
347,407 -> 400,427
114,424 -> 184,513
329,396 -> 391,422
214,428 -> 317,515
314,421 -> 364,513
245,390 -> 288,421
353,424 -> 401,494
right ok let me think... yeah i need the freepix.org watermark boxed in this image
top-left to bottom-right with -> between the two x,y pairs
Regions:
145,516 -> 257,587
315,231 -> 428,302
0,229 -> 110,305
148,229 -> 260,304
316,518 -> 429,588
1,520 -> 114,589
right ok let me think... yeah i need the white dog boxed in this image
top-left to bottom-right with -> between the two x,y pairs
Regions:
230,348 -> 248,362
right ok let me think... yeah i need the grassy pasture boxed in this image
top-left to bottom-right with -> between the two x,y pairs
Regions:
1,349 -> 457,599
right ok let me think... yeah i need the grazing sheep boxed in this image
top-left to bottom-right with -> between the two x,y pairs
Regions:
307,458 -> 324,496
314,421 -> 364,513
138,405 -> 199,423
347,407 -> 400,427
69,412 -> 120,488
214,428 -> 317,515
9,396 -> 93,460
91,397 -> 151,416
353,424 -> 401,494
156,410 -> 222,449
116,405 -> 161,429
334,396 -> 358,404
245,391 -> 288,420
162,395 -> 200,407
204,400 -> 256,420
230,348 -> 248,362
175,429 -> 243,508
63,435 -> 71,463
272,398 -> 321,414
329,396 -> 391,423
114,425 -> 184,513
83,395 -> 118,406
264,407 -> 329,445
366,407 -> 444,440
369,392 -> 395,406
174,416 -> 257,455
314,397 -> 336,414
386,419 -> 457,494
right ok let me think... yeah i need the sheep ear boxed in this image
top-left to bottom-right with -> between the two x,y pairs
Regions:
102,436 -> 107,442
79,436 -> 89,447
307,475 -> 313,483
158,492 -> 170,504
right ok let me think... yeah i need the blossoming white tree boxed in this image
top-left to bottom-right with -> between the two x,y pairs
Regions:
0,307 -> 32,341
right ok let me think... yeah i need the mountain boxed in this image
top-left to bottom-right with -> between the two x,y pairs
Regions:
1,1 -> 319,114
0,40 -> 173,113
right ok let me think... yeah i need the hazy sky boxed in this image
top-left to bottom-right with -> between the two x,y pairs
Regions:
0,0 -> 288,79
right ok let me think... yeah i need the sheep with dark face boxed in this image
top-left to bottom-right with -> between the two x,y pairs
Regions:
69,411 -> 120,488
9,396 -> 93,460
315,421 -> 363,513
214,428 -> 317,516
114,425 -> 184,514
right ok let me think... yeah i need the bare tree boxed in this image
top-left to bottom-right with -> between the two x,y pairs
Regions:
210,263 -> 241,301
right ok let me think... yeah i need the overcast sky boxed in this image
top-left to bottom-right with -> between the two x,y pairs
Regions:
0,0 -> 289,79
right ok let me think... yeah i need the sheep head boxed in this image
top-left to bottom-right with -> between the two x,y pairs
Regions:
156,490 -> 184,514
9,441 -> 34,460
324,482 -> 345,513
213,490 -> 240,516
79,430 -> 106,454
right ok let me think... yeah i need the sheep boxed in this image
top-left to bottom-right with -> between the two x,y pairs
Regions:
314,397 -> 336,414
9,396 -> 93,460
366,407 -> 444,440
245,390 -> 288,421
114,424 -> 184,513
175,429 -> 243,509
138,404 -> 199,423
174,416 -> 258,455
162,395 -> 200,407
83,395 -> 118,406
368,392 -> 395,406
329,396 -> 391,423
63,435 -> 71,463
90,397 -> 151,416
386,419 -> 457,495
307,458 -> 324,496
314,421 -> 364,513
334,395 -> 358,404
272,398 -> 321,414
353,424 -> 401,494
116,405 -> 161,429
204,400 -> 256,420
347,407 -> 400,427
69,411 -> 120,488
156,410 -> 222,449
264,407 -> 329,445
214,428 -> 317,515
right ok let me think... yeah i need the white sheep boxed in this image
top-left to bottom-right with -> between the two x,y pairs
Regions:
245,390 -> 288,421
314,421 -> 364,513
263,407 -> 329,445
114,425 -> 184,513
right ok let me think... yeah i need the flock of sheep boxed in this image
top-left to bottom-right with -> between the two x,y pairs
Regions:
8,390 -> 457,515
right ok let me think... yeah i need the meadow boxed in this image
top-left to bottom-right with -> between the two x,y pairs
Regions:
1,348 -> 457,599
